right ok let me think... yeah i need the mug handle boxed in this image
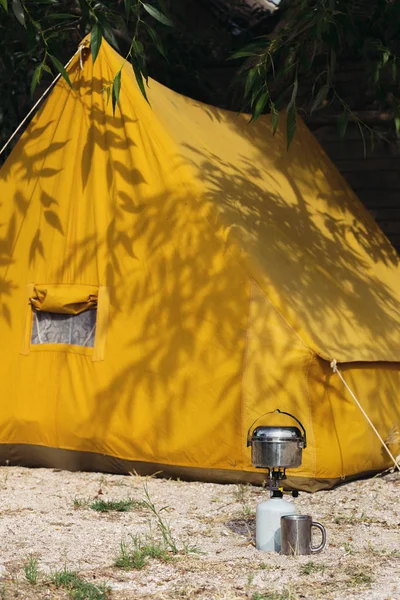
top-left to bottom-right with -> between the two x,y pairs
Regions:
310,521 -> 326,554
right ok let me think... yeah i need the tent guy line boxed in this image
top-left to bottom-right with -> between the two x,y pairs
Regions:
330,359 -> 400,472
0,47 -> 82,158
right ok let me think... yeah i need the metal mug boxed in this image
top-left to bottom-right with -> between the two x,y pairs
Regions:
280,515 -> 326,555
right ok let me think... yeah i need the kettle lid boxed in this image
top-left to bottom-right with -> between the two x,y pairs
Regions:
251,425 -> 302,441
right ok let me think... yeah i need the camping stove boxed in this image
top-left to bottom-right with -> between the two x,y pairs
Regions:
247,409 -> 307,551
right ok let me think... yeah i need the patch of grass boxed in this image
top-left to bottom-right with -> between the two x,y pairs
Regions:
89,498 -> 145,512
342,541 -> 355,555
181,539 -> 203,555
23,556 -> 39,585
346,568 -> 373,588
73,497 -> 90,510
233,483 -> 249,503
246,573 -> 255,595
115,535 -> 171,570
51,567 -> 109,600
334,511 -> 378,525
299,561 -> 327,575
242,503 -> 254,516
365,542 -> 400,557
252,589 -> 298,600
233,483 -> 254,518
142,484 -> 180,554
74,496 -> 146,512
69,579 -> 109,600
52,567 -> 81,588
114,484 -> 202,567
142,484 -> 203,555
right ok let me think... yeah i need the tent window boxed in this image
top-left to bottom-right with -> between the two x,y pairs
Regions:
31,309 -> 97,347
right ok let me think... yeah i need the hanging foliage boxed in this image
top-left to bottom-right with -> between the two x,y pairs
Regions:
231,0 -> 400,147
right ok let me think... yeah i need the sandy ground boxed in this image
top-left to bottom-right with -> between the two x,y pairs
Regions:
0,466 -> 398,600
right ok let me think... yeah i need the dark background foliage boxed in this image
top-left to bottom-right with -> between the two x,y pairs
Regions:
1,0 -> 400,249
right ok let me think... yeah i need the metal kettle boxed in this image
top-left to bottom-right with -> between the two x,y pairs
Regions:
247,409 -> 307,469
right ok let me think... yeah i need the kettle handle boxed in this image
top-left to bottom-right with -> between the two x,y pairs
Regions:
246,409 -> 307,448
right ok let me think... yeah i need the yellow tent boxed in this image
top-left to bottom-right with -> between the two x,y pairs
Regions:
0,39 -> 399,491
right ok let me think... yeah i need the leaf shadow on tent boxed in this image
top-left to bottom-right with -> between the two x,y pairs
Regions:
59,130 -> 317,466
189,101 -> 398,271
0,130 -> 69,328
79,182 -> 260,462
176,111 -> 400,362
0,62 -> 261,462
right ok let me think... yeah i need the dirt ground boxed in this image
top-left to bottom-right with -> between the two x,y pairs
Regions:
0,466 -> 398,600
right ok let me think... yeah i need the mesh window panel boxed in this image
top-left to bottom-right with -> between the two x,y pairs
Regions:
31,309 -> 97,347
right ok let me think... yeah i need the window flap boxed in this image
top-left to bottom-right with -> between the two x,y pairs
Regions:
31,284 -> 98,314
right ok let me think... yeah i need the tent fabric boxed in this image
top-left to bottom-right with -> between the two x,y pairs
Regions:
0,38 -> 399,490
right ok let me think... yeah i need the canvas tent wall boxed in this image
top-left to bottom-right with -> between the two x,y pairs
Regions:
0,38 -> 399,491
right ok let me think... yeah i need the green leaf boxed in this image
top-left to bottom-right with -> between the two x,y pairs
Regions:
78,0 -> 90,22
285,76 -> 298,149
30,64 -> 42,98
244,67 -> 258,100
0,0 -> 8,13
132,44 -> 148,85
41,64 -> 52,75
228,51 -> 257,60
271,103 -> 279,134
44,32 -> 60,41
144,22 -> 167,60
112,70 -> 122,116
141,3 -> 172,26
288,76 -> 298,110
131,57 -> 149,104
46,13 -> 79,20
124,0 -> 131,17
11,0 -> 25,26
337,110 -> 349,139
95,12 -> 118,49
382,51 -> 390,66
311,84 -> 329,113
49,54 -> 72,88
250,86 -> 259,109
395,117 -> 400,138
251,91 -> 268,122
91,23 -> 103,64
286,102 -> 297,150
102,23 -> 118,49
140,59 -> 149,85
392,60 -> 397,82
131,38 -> 144,55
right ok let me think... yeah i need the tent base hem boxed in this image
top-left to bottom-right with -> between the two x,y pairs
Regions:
0,443 -> 387,492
